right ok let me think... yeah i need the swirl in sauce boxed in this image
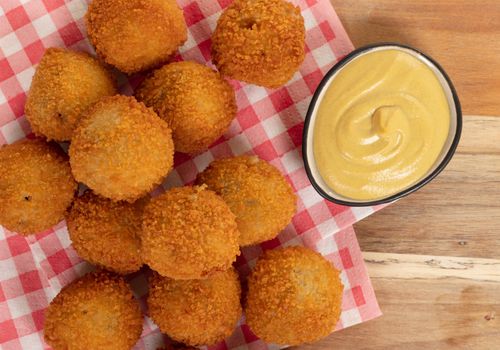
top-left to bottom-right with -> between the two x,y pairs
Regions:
313,49 -> 450,200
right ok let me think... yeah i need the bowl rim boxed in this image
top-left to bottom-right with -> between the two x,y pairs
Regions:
301,42 -> 463,207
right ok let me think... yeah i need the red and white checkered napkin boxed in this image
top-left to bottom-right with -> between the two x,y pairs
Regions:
0,0 -> 383,349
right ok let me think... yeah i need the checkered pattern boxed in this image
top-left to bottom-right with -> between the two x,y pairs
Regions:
122,226 -> 380,350
0,0 -> 383,349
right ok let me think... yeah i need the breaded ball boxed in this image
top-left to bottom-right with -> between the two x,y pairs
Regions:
0,139 -> 77,235
86,0 -> 187,74
136,61 -> 237,154
141,186 -> 240,279
211,0 -> 306,88
245,246 -> 343,345
44,270 -> 143,350
69,95 -> 174,202
66,191 -> 146,274
148,268 -> 242,346
25,48 -> 116,141
197,156 -> 296,246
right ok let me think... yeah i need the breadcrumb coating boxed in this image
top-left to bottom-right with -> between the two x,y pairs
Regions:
141,186 -> 240,279
245,246 -> 343,345
67,191 -> 146,274
25,48 -> 116,141
86,0 -> 187,74
197,156 -> 296,246
136,61 -> 237,154
44,270 -> 143,350
211,0 -> 305,88
69,95 -> 174,202
148,268 -> 242,346
0,139 -> 77,235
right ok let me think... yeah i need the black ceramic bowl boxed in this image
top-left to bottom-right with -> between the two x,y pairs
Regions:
302,43 -> 462,207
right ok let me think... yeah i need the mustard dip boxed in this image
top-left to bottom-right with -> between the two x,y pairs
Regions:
313,49 -> 450,200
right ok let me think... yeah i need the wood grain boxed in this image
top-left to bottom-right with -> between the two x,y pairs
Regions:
330,0 -> 500,115
304,3 -> 500,349
364,252 -> 500,283
295,253 -> 500,350
354,115 -> 500,259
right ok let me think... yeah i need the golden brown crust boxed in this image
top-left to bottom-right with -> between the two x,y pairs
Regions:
197,156 -> 296,246
0,139 -> 77,235
141,186 -> 240,279
211,0 -> 305,88
245,246 -> 343,345
136,61 -> 237,154
69,95 -> 174,202
148,268 -> 242,346
85,0 -> 187,74
25,47 -> 116,141
44,270 -> 143,350
66,191 -> 145,274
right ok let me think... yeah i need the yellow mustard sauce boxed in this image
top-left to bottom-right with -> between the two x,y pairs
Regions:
313,49 -> 451,200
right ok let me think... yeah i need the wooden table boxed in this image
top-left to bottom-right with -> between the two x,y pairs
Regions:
296,1 -> 500,348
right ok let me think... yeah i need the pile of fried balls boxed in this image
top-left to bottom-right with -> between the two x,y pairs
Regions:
0,0 -> 344,349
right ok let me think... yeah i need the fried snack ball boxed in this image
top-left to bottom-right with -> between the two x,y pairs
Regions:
66,191 -> 146,274
0,139 -> 77,235
148,268 -> 242,346
197,156 -> 296,246
245,246 -> 343,345
69,95 -> 174,202
211,0 -> 305,88
136,61 -> 237,154
25,48 -> 116,141
44,270 -> 143,350
141,186 -> 240,279
86,0 -> 187,74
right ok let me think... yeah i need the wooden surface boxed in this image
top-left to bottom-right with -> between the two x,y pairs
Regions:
355,116 -> 500,259
330,0 -> 500,116
302,1 -> 500,349
298,253 -> 500,350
